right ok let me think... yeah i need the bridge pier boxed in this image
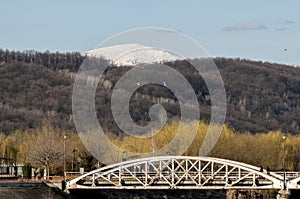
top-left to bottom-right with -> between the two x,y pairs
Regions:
276,189 -> 290,199
226,190 -> 263,199
226,190 -> 286,199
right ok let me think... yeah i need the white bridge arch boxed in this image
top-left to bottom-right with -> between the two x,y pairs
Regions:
66,156 -> 290,190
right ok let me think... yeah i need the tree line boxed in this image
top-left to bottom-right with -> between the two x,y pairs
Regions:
0,49 -> 83,71
113,121 -> 300,171
0,123 -> 98,177
0,122 -> 299,177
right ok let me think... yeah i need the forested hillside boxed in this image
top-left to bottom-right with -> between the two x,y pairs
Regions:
0,49 -> 299,135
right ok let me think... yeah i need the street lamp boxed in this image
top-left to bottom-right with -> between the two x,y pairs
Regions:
63,134 -> 67,182
122,150 -> 128,161
72,148 -> 78,172
283,133 -> 286,189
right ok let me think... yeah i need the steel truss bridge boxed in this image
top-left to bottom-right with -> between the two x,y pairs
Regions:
66,156 -> 300,191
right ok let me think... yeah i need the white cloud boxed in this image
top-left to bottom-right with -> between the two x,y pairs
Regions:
284,20 -> 295,25
223,22 -> 267,31
276,27 -> 288,31
275,20 -> 295,31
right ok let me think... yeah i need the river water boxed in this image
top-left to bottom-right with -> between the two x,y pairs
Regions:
69,189 -> 226,199
0,187 -> 67,199
69,189 -> 300,199
1,186 -> 300,199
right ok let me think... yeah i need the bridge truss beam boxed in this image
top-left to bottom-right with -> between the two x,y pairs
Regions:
67,156 -> 286,190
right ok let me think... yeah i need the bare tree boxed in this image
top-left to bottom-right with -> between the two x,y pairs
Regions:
27,124 -> 63,180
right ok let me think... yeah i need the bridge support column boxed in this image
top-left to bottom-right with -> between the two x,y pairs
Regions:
226,190 -> 236,199
226,190 -> 263,199
277,189 -> 290,199
226,190 -> 259,199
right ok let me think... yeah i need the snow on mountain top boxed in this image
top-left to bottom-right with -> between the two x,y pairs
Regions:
83,43 -> 182,66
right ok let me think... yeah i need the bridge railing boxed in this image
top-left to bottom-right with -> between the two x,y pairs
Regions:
65,172 -> 88,181
274,172 -> 300,180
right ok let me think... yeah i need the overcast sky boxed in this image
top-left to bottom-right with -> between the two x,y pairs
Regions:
1,0 -> 299,65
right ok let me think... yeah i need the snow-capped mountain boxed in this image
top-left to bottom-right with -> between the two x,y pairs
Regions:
84,43 -> 182,66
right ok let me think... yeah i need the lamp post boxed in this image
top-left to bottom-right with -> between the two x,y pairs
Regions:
151,129 -> 155,157
63,134 -> 67,182
122,150 -> 128,161
283,133 -> 286,189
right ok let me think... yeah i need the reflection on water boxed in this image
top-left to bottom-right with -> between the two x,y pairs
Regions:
70,189 -> 226,199
70,189 -> 300,199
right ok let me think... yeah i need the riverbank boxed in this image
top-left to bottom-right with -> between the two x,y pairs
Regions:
0,181 -> 70,199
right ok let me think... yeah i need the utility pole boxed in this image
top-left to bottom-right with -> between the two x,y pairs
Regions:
283,133 -> 286,189
63,134 -> 67,182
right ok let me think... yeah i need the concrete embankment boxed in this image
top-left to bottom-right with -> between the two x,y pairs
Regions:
0,181 -> 70,199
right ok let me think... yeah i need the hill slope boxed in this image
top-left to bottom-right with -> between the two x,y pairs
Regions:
0,49 -> 299,134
